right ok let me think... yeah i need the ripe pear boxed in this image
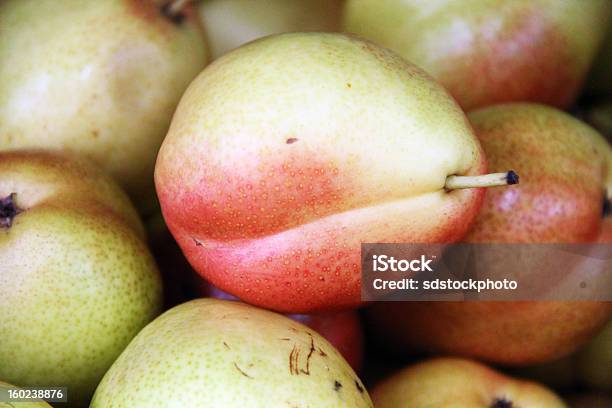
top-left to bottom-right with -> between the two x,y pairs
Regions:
343,0 -> 612,110
366,104 -> 612,365
90,299 -> 373,407
154,32 -> 509,313
0,381 -> 53,408
0,150 -> 163,407
0,0 -> 209,215
198,0 -> 344,59
372,358 -> 566,408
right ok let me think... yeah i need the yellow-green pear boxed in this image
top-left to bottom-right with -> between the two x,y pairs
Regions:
198,0 -> 344,58
0,0 -> 209,215
0,150 -> 163,407
372,358 -> 567,408
0,381 -> 53,408
343,0 -> 611,110
91,299 -> 373,407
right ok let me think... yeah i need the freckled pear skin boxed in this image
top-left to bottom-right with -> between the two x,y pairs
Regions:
0,0 -> 209,215
155,32 -> 487,313
366,104 -> 612,366
466,103 -> 612,243
372,358 -> 566,408
90,299 -> 373,408
0,151 -> 163,407
343,0 -> 612,110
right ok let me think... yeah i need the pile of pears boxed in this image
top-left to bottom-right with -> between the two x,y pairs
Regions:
0,0 -> 611,407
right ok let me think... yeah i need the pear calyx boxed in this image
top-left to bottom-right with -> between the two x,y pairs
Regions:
445,171 -> 519,191
490,398 -> 513,408
161,0 -> 190,24
0,193 -> 22,229
604,193 -> 610,218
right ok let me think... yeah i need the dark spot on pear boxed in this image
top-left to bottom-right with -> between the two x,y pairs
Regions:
334,380 -> 342,391
286,138 -> 298,144
1,193 -> 22,229
355,380 -> 364,393
491,398 -> 513,408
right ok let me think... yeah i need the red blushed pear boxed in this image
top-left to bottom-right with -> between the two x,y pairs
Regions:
366,103 -> 612,366
343,0 -> 612,110
372,358 -> 566,408
155,32 -> 516,313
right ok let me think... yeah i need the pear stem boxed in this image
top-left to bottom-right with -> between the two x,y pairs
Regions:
166,0 -> 191,17
0,193 -> 22,229
445,171 -> 519,190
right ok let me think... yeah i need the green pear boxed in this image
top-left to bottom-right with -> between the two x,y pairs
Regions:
91,299 -> 373,407
343,0 -> 611,110
0,381 -> 53,408
198,0 -> 344,58
0,150 -> 163,407
576,319 -> 612,392
0,0 -> 209,215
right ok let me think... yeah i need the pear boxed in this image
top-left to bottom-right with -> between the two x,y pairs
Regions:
155,32 -> 516,313
366,103 -> 612,365
372,358 -> 566,408
343,0 -> 611,110
198,0 -> 344,58
0,150 -> 163,407
0,381 -> 53,408
0,0 -> 209,215
90,299 -> 373,407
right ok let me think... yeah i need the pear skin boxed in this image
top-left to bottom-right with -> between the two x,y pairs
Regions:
366,104 -> 612,365
198,0 -> 344,59
372,358 -> 566,408
90,299 -> 373,407
343,0 -> 611,110
155,32 -> 487,313
0,0 -> 209,215
0,150 -> 163,407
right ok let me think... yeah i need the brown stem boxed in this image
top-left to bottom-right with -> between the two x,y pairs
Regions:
1,193 -> 22,229
445,171 -> 519,190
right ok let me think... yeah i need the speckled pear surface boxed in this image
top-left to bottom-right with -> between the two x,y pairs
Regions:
372,358 -> 566,408
0,150 -> 163,407
90,299 -> 373,408
155,32 -> 486,313
343,0 -> 611,110
0,381 -> 53,408
0,0 -> 209,215
198,0 -> 343,58
366,104 -> 612,366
